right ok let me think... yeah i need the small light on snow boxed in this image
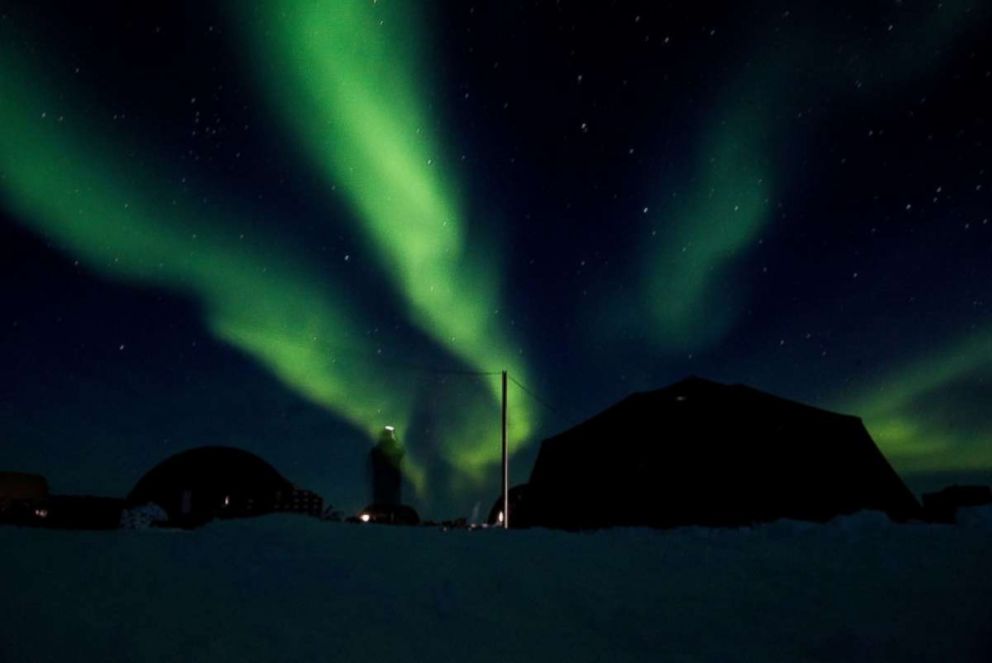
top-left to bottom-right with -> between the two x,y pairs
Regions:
360,513 -> 371,523
497,511 -> 504,524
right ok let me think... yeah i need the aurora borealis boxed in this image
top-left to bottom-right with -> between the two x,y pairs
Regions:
2,1 -> 991,516
231,0 -> 537,465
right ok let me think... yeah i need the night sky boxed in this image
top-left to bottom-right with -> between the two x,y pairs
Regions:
2,1 -> 991,518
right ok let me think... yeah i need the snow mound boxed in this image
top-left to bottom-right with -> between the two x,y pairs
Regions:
956,504 -> 992,528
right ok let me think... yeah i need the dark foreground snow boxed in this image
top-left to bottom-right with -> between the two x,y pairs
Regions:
2,509 -> 991,663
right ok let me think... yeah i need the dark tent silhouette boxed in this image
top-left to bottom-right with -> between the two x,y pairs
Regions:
506,377 -> 921,530
127,446 -> 323,528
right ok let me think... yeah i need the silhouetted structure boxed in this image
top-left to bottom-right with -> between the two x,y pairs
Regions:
369,426 -> 404,506
358,427 -> 424,525
0,472 -> 48,501
1,472 -> 123,529
922,485 -> 992,523
0,471 -> 50,526
127,446 -> 324,528
497,377 -> 921,529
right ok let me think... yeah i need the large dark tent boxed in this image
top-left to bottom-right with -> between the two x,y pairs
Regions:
127,446 -> 323,528
511,377 -> 921,530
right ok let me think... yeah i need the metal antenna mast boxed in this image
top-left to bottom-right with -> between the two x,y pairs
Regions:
501,369 -> 509,529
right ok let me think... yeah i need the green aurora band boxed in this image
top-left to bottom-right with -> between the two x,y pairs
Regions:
0,43 -> 435,489
838,331 -> 992,477
641,99 -> 773,351
638,2 -> 980,353
231,1 -> 537,470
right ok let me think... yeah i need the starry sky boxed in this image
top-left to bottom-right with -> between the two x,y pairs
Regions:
2,0 -> 991,518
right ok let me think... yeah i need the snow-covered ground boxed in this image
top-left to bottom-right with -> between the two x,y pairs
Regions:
2,509 -> 991,663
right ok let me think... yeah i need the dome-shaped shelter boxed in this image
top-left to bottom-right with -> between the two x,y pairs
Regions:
127,446 -> 301,528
